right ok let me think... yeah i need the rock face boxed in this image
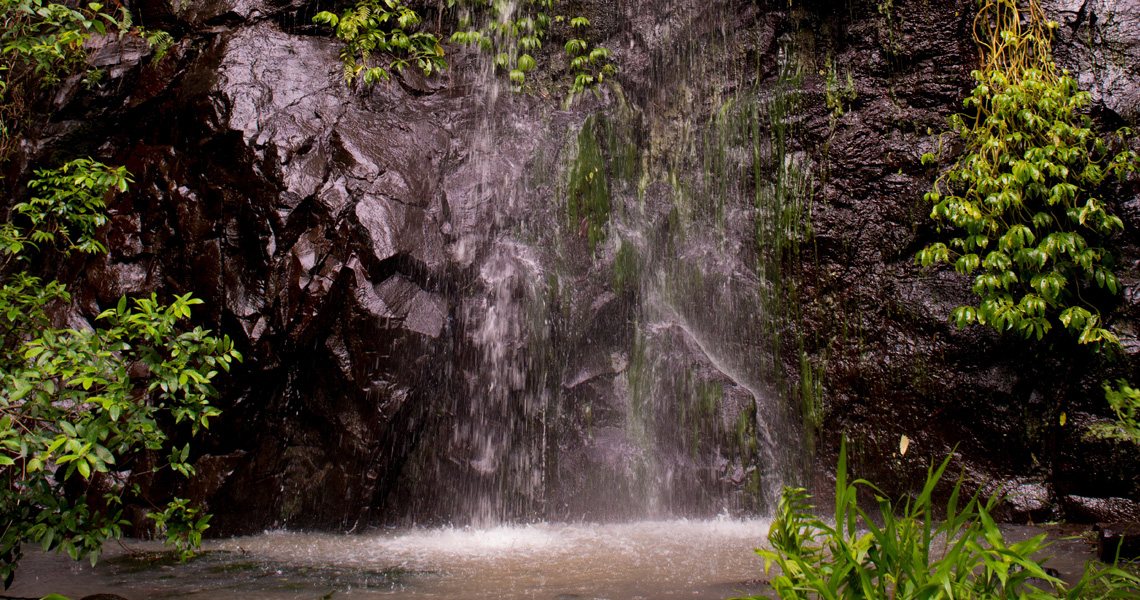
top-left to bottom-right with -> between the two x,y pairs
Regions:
11,0 -> 1140,533
790,0 -> 1140,521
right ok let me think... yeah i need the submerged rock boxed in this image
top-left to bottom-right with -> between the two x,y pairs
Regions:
1096,522 -> 1140,562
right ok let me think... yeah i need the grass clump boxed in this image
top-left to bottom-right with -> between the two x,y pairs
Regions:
739,441 -> 1140,600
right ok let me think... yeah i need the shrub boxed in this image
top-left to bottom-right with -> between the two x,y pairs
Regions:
917,0 -> 1138,348
0,160 -> 241,587
0,0 -> 172,163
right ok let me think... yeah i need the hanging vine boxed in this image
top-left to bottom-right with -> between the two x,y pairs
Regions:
918,0 -> 1138,349
314,0 -> 446,85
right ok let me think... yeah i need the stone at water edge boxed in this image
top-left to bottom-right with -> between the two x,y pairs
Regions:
1096,522 -> 1140,562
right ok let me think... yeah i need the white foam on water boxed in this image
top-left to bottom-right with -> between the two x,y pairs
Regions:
182,519 -> 775,599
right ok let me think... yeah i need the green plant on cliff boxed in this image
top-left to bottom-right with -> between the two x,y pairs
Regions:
0,0 -> 176,166
447,0 -> 614,92
741,441 -> 1140,600
565,115 -> 609,251
1089,380 -> 1140,443
918,0 -> 1137,347
917,0 -> 1140,442
0,159 -> 241,587
1,0 -> 101,162
314,0 -> 446,85
563,15 -> 613,93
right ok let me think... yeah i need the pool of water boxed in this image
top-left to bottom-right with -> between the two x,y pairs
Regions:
6,519 -> 776,600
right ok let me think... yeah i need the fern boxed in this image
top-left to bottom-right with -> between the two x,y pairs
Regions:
142,28 -> 174,63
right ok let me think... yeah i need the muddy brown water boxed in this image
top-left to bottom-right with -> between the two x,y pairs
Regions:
5,521 -> 1102,600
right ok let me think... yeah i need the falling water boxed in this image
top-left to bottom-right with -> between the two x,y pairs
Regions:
10,2 -> 842,598
384,0 -> 813,526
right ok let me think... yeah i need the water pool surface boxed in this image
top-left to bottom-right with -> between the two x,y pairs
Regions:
7,519 -> 776,600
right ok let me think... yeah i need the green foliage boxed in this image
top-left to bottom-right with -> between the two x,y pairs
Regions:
744,440 -> 1140,600
1,0 -> 102,159
0,0 -> 176,163
4,158 -> 129,256
917,0 -> 1138,349
0,0 -> 104,87
564,16 -> 613,94
448,0 -> 614,92
0,160 -> 241,587
141,28 -> 175,63
824,56 -> 855,121
314,0 -> 446,85
566,115 -> 609,251
147,497 -> 211,562
918,1 -> 1140,446
1088,380 -> 1140,444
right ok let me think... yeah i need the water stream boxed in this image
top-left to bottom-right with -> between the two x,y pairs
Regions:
382,0 -> 811,527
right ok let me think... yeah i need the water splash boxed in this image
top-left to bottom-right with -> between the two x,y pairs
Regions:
8,520 -> 776,600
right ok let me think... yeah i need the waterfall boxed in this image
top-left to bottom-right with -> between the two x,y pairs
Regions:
386,0 -> 809,525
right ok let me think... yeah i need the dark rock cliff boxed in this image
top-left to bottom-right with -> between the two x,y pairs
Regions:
10,0 -> 1140,534
794,0 -> 1140,523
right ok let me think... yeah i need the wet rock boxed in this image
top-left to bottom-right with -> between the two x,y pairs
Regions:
178,0 -> 260,26
1096,522 -> 1140,562
354,194 -> 446,269
86,34 -> 152,76
185,452 -> 247,508
1000,480 -> 1060,524
1066,496 -> 1140,523
1047,0 -> 1140,121
10,0 -> 1140,532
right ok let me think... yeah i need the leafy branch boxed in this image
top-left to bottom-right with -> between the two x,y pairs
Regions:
0,0 -> 178,165
314,0 -> 446,85
448,0 -> 614,92
0,160 -> 241,587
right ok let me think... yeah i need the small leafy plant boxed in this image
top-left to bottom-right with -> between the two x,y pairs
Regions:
148,497 -> 211,562
564,15 -> 613,94
744,440 -> 1140,600
0,159 -> 241,587
0,0 -> 177,164
314,0 -> 446,85
1088,380 -> 1140,443
447,0 -> 614,92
